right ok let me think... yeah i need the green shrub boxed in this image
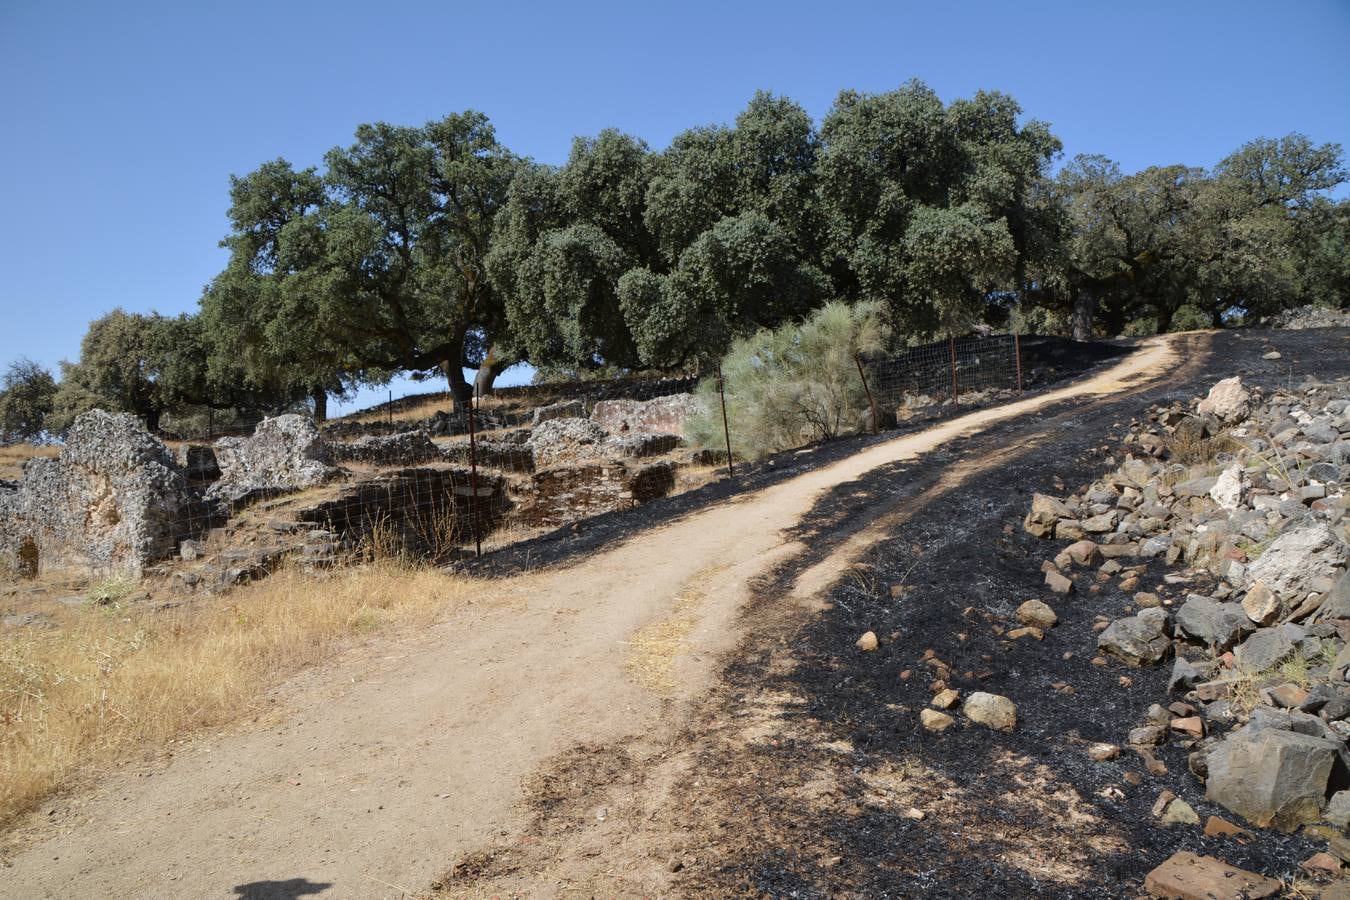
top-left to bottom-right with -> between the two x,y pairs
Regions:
1170,304 -> 1215,331
686,301 -> 890,459
1121,316 -> 1159,337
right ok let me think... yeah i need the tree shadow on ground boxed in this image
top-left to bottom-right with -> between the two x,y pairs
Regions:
232,878 -> 333,900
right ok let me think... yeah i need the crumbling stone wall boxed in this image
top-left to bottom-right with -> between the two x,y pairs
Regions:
589,393 -> 700,437
208,414 -> 340,507
327,430 -> 443,467
514,461 -> 676,528
0,410 -> 208,577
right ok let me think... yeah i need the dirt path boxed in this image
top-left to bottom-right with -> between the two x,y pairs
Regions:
0,336 -> 1183,900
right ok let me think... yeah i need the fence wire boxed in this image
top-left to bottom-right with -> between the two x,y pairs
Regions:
861,333 -> 1022,415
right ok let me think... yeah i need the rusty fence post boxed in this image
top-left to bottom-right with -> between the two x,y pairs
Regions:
466,386 -> 482,558
717,364 -> 735,478
948,336 -> 959,399
1013,332 -> 1023,394
388,389 -> 393,431
855,354 -> 878,435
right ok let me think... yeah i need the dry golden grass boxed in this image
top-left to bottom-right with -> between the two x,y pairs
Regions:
1164,428 -> 1243,468
0,444 -> 57,480
0,563 -> 474,831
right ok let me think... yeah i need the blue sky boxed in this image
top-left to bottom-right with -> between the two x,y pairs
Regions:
2,0 -> 1348,410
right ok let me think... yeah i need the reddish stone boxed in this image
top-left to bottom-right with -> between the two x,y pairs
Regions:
1143,852 -> 1280,899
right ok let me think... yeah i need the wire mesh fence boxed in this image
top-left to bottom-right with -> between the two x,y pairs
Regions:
861,333 -> 1023,413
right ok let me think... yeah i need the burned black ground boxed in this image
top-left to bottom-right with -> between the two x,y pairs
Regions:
667,328 -> 1350,897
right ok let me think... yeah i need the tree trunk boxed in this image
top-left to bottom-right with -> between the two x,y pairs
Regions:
473,345 -> 510,397
1071,289 -> 1097,342
310,387 -> 328,423
441,356 -> 472,413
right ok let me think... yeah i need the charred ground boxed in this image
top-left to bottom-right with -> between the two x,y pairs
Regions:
666,328 -> 1349,897
433,328 -> 1348,899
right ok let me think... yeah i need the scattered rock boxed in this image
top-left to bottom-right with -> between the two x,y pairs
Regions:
1016,599 -> 1058,629
1044,570 -> 1074,594
1205,726 -> 1340,831
1233,623 -> 1301,673
919,709 -> 955,733
1201,815 -> 1250,839
1024,493 -> 1073,538
1143,851 -> 1280,899
1325,790 -> 1350,829
931,688 -> 960,709
1087,743 -> 1120,761
1209,464 -> 1247,512
1160,797 -> 1200,826
1247,522 -> 1347,601
1099,608 -> 1171,665
963,692 -> 1017,731
1241,581 -> 1280,626
1175,595 -> 1251,650
856,631 -> 879,652
1196,376 -> 1252,424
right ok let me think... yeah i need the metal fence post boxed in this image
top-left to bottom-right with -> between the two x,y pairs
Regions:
1013,332 -> 1023,394
388,389 -> 393,431
948,337 -> 959,399
855,354 -> 878,434
466,390 -> 482,558
717,364 -> 735,478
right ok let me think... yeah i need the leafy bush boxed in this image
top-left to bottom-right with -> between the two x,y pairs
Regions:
1170,304 -> 1215,331
686,301 -> 890,459
1121,316 -> 1159,337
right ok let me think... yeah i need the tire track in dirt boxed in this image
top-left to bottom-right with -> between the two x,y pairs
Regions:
1,335 -> 1189,900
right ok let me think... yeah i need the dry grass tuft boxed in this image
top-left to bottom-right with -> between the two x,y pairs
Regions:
625,592 -> 699,695
1165,428 -> 1242,468
0,444 -> 58,481
0,563 -> 474,831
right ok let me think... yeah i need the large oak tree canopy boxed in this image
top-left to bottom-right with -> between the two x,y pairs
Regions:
27,82 -> 1347,436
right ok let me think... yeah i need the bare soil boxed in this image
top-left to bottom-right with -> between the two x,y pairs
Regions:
4,331 -> 1312,899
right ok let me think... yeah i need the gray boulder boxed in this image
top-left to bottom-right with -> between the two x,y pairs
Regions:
207,414 -> 339,506
1197,376 -> 1252,424
1169,657 -> 1203,693
1318,571 -> 1350,621
1233,624 -> 1303,673
1325,790 -> 1350,829
1247,521 -> 1347,601
1098,608 -> 1171,665
1205,726 -> 1340,831
1175,595 -> 1252,649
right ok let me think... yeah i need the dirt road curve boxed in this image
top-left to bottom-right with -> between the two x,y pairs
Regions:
1,335 -> 1183,899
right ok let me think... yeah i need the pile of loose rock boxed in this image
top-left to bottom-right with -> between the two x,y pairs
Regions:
1025,372 -> 1350,890
1268,305 -> 1350,330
